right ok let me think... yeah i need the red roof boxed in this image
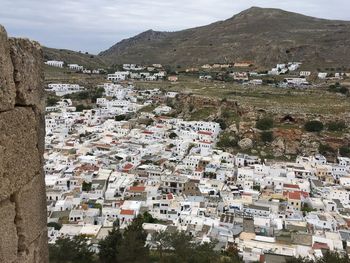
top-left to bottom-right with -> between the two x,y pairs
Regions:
300,191 -> 309,198
129,186 -> 146,192
123,163 -> 133,170
120,209 -> 135,216
116,200 -> 124,206
283,183 -> 300,189
142,130 -> 154,135
313,242 -> 329,250
167,194 -> 174,200
288,192 -> 301,200
198,131 -> 213,136
75,164 -> 99,172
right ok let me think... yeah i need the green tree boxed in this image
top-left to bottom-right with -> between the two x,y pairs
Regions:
47,222 -> 62,230
49,236 -> 95,263
76,91 -> 90,100
99,221 -> 123,263
327,121 -> 347,132
117,215 -> 150,263
191,242 -> 220,263
216,118 -> 228,130
169,132 -> 178,139
82,181 -> 92,192
76,104 -> 91,112
217,133 -> 237,149
286,256 -> 314,263
260,131 -> 273,142
328,84 -> 349,95
151,231 -> 173,263
222,246 -> 243,263
287,251 -> 350,263
319,144 -> 335,155
142,211 -> 157,223
115,115 -> 126,121
152,231 -> 235,263
256,117 -> 274,130
340,146 -> 350,157
304,120 -> 324,132
47,96 -> 59,106
318,251 -> 350,263
166,231 -> 194,263
91,87 -> 105,103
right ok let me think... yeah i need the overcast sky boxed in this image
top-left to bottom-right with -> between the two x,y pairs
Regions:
1,0 -> 349,53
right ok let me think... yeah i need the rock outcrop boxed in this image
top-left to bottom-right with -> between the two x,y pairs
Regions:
0,25 -> 48,263
238,138 -> 253,150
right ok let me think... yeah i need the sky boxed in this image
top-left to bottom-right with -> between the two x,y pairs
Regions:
1,0 -> 349,54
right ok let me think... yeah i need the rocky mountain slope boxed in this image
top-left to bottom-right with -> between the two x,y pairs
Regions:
43,46 -> 107,68
99,7 -> 350,68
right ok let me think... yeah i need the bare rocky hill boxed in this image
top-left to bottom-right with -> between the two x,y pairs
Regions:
99,7 -> 350,69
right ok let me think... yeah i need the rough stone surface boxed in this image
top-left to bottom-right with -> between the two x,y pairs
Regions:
14,175 -> 48,248
271,137 -> 285,157
0,24 -> 48,263
0,25 -> 16,111
0,199 -> 18,263
0,107 -> 41,201
16,231 -> 48,263
9,38 -> 44,109
238,138 -> 253,150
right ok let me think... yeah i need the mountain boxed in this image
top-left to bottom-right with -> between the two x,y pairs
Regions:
43,47 -> 107,69
99,7 -> 350,68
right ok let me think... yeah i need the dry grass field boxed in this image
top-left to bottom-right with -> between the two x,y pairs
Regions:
134,75 -> 350,116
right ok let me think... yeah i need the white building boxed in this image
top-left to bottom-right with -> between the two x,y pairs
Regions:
300,71 -> 311,77
68,64 -> 84,71
318,72 -> 328,79
46,84 -> 85,96
107,72 -> 130,81
45,60 -> 64,68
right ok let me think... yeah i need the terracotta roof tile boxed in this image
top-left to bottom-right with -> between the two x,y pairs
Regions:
120,209 -> 134,216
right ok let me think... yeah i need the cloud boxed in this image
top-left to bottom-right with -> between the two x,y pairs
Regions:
0,0 -> 349,53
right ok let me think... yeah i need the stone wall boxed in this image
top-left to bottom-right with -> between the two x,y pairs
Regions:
0,25 -> 48,263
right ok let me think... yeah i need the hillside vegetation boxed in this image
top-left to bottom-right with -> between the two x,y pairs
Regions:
99,7 -> 350,69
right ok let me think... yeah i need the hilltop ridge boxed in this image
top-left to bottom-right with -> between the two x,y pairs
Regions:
98,7 -> 350,68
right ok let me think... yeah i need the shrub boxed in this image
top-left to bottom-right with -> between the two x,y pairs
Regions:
49,236 -> 95,263
115,115 -> 126,121
47,96 -> 59,106
319,144 -> 335,155
76,91 -> 90,100
82,181 -> 92,192
260,131 -> 274,142
169,132 -> 178,139
328,84 -> 349,95
304,120 -> 324,132
217,133 -> 237,148
215,118 -> 227,130
339,146 -> 350,157
47,222 -> 62,230
256,117 -> 274,130
76,104 -> 91,112
327,121 -> 347,132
